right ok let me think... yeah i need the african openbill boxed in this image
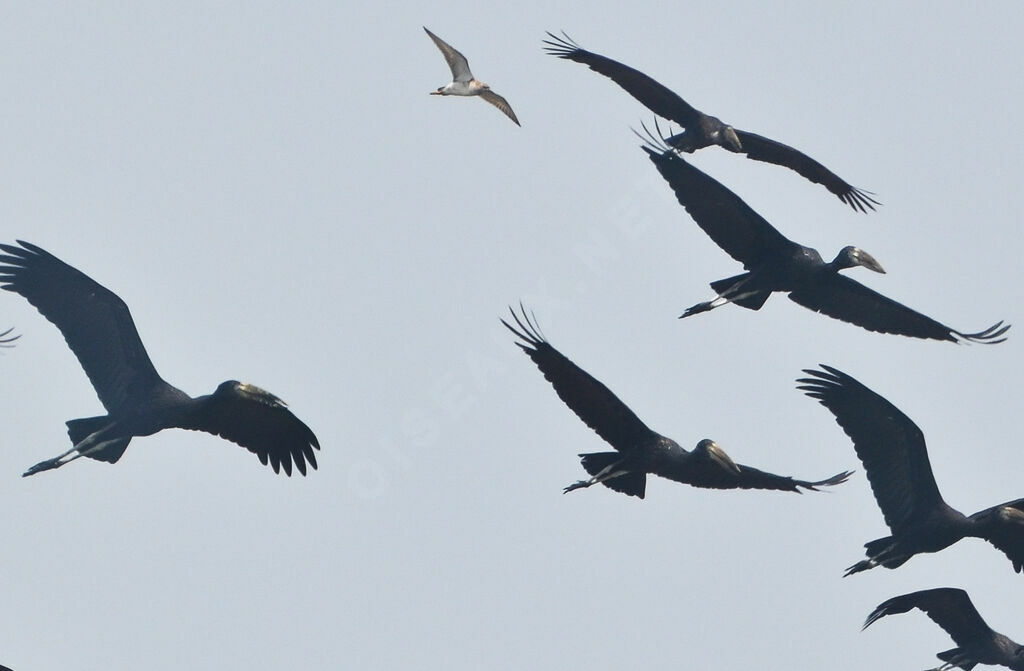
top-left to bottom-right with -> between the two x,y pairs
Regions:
0,241 -> 320,477
799,365 -> 1024,575
503,306 -> 851,498
864,588 -> 1024,671
642,134 -> 1008,344
543,31 -> 877,212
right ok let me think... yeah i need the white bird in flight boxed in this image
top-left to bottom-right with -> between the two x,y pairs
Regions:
424,27 -> 520,126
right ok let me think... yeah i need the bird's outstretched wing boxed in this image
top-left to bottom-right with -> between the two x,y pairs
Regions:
797,365 -> 947,534
424,27 -> 473,81
668,460 -> 852,493
543,32 -> 702,127
788,274 -> 1009,344
502,305 -> 658,453
641,144 -> 795,267
478,89 -> 521,126
732,131 -> 879,213
864,588 -> 995,649
182,381 -> 320,476
968,498 -> 1024,573
0,240 -> 164,413
0,327 -> 18,347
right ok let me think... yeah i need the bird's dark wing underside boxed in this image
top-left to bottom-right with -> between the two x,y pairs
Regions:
788,274 -> 1009,344
864,588 -> 995,649
181,383 -> 320,476
502,306 -> 658,453
642,146 -> 795,267
732,130 -> 879,213
543,32 -> 702,127
797,365 -> 945,534
969,498 -> 1024,573
0,240 -> 164,413
666,458 -> 851,493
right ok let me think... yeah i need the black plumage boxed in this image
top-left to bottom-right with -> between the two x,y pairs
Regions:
503,306 -> 850,498
0,240 -> 320,476
543,31 -> 878,212
864,588 -> 1024,671
799,365 -> 1024,575
643,137 -> 1007,343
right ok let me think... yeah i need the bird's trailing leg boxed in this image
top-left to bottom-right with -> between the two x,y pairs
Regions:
843,558 -> 877,576
23,447 -> 81,476
563,460 -> 630,494
844,540 -> 906,577
23,424 -> 119,477
680,279 -> 760,319
931,661 -> 969,671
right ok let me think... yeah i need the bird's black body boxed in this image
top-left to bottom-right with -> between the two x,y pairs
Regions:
0,240 -> 319,476
799,365 -> 1024,575
864,588 -> 1024,671
643,140 -> 1008,344
543,31 -> 878,212
502,306 -> 851,498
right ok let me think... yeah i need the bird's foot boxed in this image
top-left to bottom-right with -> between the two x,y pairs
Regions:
23,457 -> 63,477
679,302 -> 712,319
563,480 -> 591,494
843,558 -> 875,577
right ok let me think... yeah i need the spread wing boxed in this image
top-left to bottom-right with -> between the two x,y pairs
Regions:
864,588 -> 996,649
424,27 -> 472,81
733,130 -> 879,213
670,461 -> 852,493
642,145 -> 795,267
543,32 -> 702,127
969,498 -> 1024,573
0,240 -> 164,413
502,305 -> 658,453
478,89 -> 521,126
788,274 -> 1009,343
182,381 -> 320,476
797,365 -> 946,534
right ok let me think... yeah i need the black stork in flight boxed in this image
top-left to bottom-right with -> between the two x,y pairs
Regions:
503,305 -> 851,498
799,365 -> 1024,576
864,587 -> 1024,671
543,31 -> 877,212
642,133 -> 1007,344
0,240 -> 320,477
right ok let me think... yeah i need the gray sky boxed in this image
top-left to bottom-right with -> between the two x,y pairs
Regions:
1,2 -> 1023,669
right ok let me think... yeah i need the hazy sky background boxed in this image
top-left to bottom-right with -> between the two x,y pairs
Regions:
1,2 -> 1022,669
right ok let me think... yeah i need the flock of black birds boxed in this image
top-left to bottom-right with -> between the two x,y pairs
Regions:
521,33 -> 1017,671
1,29 -> 1019,671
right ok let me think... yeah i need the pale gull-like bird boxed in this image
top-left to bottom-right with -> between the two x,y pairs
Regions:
424,27 -> 520,126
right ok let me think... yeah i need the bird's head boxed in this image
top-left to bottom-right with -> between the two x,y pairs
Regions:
694,439 -> 741,475
215,380 -> 288,408
722,126 -> 742,152
430,87 -> 444,95
833,246 -> 886,274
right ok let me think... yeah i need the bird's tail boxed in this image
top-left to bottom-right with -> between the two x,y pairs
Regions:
710,274 -> 770,310
66,416 -> 131,463
937,648 -> 976,671
578,452 -> 646,499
